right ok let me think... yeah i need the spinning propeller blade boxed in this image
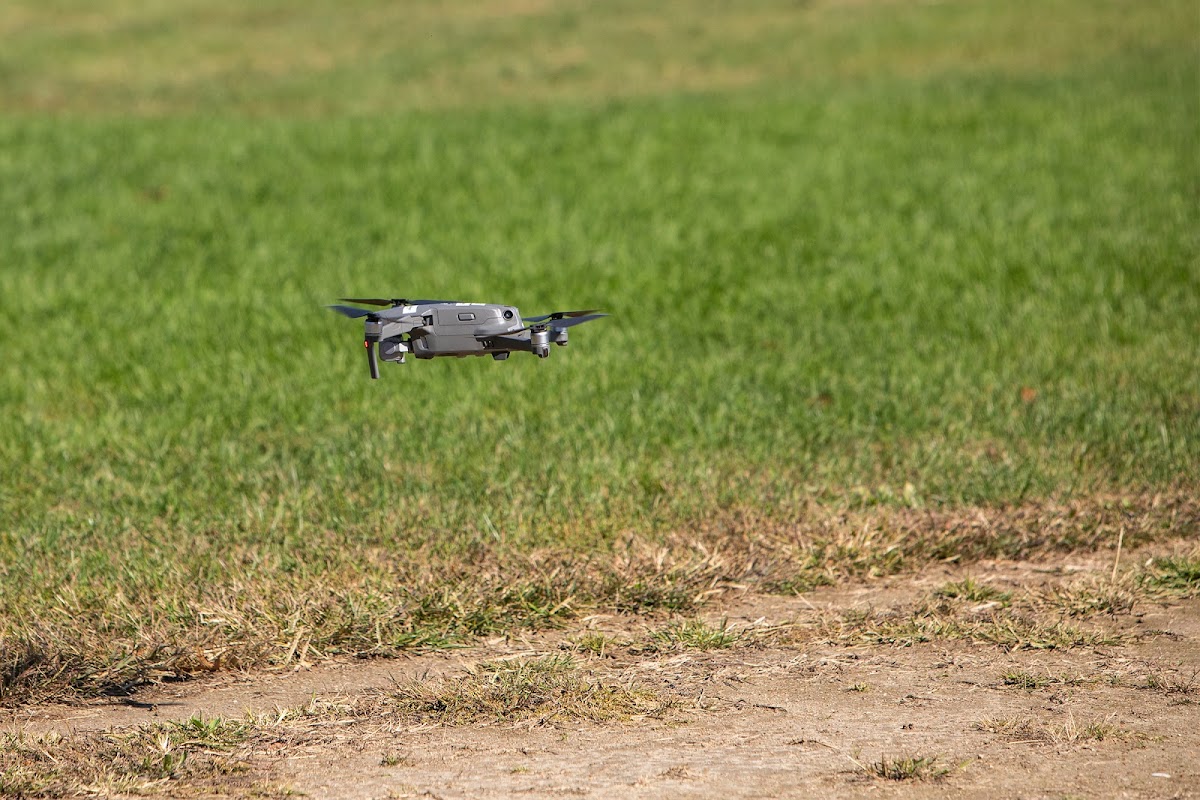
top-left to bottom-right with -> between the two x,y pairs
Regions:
549,313 -> 608,330
522,309 -> 600,323
339,297 -> 458,307
328,304 -> 376,318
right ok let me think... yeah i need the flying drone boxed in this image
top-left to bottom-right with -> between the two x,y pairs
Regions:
328,298 -> 607,379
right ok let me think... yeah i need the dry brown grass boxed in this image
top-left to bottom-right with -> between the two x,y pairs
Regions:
0,715 -> 279,798
809,603 -> 1127,651
385,654 -> 670,726
975,712 -> 1135,745
7,0 -> 1192,114
2,492 -> 1195,706
0,657 -> 671,796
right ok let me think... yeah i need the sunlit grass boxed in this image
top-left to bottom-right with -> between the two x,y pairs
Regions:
387,655 -> 667,725
0,0 -> 1196,706
1140,555 -> 1200,595
2,0 -> 1194,114
867,754 -> 952,781
975,712 -> 1133,745
650,619 -> 741,651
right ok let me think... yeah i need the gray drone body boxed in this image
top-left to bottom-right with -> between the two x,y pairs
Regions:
328,298 -> 606,379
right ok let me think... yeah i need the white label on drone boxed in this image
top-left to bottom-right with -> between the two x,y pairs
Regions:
401,305 -> 417,314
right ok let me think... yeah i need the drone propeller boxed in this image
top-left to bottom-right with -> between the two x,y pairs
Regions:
522,309 -> 600,323
328,304 -> 377,319
339,297 -> 457,307
547,313 -> 607,330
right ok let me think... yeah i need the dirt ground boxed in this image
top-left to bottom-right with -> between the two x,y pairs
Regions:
5,550 -> 1199,799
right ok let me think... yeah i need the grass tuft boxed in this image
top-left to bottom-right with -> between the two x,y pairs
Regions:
1039,576 -> 1139,617
0,715 -> 265,797
1139,555 -> 1200,596
818,603 -> 1124,651
1002,671 -> 1051,691
867,754 -> 950,781
1001,671 -> 1084,691
1142,667 -> 1199,701
650,619 -> 742,651
380,751 -> 415,767
935,577 -> 1011,605
386,655 -> 668,726
569,632 -> 624,658
975,712 -> 1132,745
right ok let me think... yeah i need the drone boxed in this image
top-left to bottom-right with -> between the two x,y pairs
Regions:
328,298 -> 607,378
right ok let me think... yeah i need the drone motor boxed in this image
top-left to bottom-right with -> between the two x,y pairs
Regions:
531,327 -> 551,358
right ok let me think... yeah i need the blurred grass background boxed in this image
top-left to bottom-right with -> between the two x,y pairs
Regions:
4,0 -> 1190,114
0,0 -> 1196,697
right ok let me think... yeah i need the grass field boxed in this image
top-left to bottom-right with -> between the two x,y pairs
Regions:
0,0 -> 1197,710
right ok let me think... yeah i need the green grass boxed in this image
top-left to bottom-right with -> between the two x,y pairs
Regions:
1140,555 -> 1200,594
935,578 -> 1011,605
0,0 -> 1197,704
1002,671 -> 1054,691
650,618 -> 741,651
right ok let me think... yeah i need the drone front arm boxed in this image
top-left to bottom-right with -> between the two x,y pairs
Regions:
362,316 -> 427,378
364,316 -> 425,342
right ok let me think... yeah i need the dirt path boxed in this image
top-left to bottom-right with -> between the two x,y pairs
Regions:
5,553 -> 1199,798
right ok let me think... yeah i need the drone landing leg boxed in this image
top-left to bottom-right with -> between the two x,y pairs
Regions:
366,341 -> 380,379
